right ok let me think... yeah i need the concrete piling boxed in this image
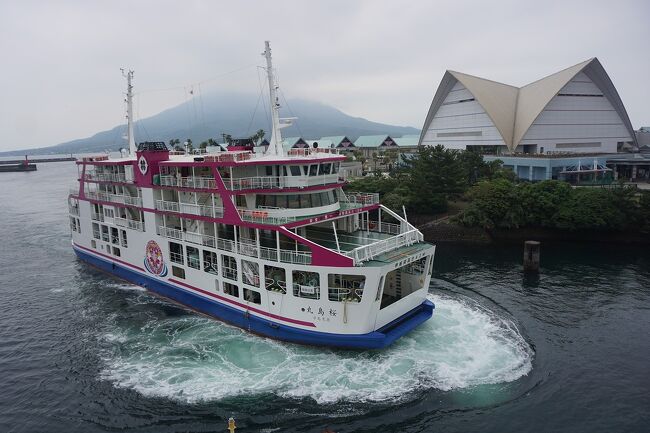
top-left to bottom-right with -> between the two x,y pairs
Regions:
523,241 -> 540,273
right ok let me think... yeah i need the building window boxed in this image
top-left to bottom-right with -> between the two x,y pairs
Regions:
172,266 -> 185,279
222,255 -> 238,281
293,270 -> 320,299
223,282 -> 239,298
243,288 -> 261,304
169,242 -> 184,264
265,265 -> 286,293
203,250 -> 218,274
242,260 -> 260,287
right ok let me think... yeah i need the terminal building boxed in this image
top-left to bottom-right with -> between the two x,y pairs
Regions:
418,58 -> 639,181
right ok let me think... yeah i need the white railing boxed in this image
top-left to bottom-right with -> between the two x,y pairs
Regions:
159,175 -> 216,189
158,225 -> 183,240
155,200 -> 180,212
229,176 -> 284,191
155,200 -> 224,218
185,231 -> 216,248
368,220 -> 401,235
216,238 -> 236,252
85,172 -> 128,183
228,174 -> 341,191
238,241 -> 259,258
86,191 -> 142,207
68,206 -> 80,216
259,246 -> 311,265
286,147 -> 340,157
91,211 -> 104,222
114,217 -> 144,231
345,229 -> 423,264
344,192 -> 380,206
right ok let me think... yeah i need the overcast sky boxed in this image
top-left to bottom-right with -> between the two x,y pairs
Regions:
1,0 -> 648,151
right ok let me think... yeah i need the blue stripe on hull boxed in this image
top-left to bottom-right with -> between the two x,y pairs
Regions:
73,246 -> 434,349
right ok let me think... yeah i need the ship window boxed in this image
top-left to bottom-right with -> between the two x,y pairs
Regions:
111,227 -> 119,244
203,250 -> 218,274
282,166 -> 288,177
112,246 -> 121,257
309,165 -> 318,176
319,163 -> 331,175
69,217 -> 77,232
186,246 -> 200,269
328,274 -> 365,302
287,194 -> 300,209
172,266 -> 185,279
91,240 -> 96,249
275,195 -> 287,208
265,265 -> 286,293
332,163 -> 339,174
242,260 -> 260,287
101,225 -> 109,242
222,255 -> 238,280
312,193 -> 322,207
92,223 -> 100,239
290,166 -> 301,176
223,282 -> 239,298
299,194 -> 311,207
243,288 -> 261,304
293,270 -> 320,299
120,230 -> 128,247
169,242 -> 184,265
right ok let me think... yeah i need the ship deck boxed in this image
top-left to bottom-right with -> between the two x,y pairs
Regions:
304,227 -> 392,253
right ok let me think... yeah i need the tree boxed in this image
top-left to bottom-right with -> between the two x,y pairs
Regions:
185,139 -> 193,154
199,141 -> 208,151
168,138 -> 180,149
403,145 -> 467,214
221,133 -> 233,145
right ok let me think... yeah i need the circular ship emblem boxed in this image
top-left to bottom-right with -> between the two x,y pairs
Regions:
138,155 -> 148,175
144,240 -> 167,277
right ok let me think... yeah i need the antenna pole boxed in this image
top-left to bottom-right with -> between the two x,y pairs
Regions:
263,41 -> 283,156
122,68 -> 136,155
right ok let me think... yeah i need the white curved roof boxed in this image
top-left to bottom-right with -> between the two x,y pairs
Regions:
419,58 -> 637,151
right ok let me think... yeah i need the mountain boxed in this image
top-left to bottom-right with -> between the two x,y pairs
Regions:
4,91 -> 419,155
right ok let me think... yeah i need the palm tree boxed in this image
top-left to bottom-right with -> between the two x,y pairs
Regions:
184,139 -> 193,154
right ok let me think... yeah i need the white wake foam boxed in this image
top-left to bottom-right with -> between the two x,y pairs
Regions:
99,292 -> 533,404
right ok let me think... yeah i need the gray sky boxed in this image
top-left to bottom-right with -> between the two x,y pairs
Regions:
1,0 -> 648,151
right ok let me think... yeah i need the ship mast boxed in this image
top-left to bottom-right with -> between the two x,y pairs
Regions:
121,68 -> 136,155
263,41 -> 289,157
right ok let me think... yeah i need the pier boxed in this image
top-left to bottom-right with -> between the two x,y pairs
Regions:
0,156 -> 75,164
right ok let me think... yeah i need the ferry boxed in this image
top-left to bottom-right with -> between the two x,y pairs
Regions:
67,42 -> 435,349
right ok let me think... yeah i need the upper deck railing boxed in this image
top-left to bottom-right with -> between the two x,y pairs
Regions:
84,172 -> 129,183
155,199 -> 224,218
85,191 -> 143,207
345,228 -> 423,264
159,175 -> 216,189
228,173 -> 341,191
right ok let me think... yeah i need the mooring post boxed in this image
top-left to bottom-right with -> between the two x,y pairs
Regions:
523,241 -> 540,272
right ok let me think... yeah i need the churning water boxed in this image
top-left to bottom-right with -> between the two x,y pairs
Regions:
98,290 -> 533,405
1,162 -> 649,433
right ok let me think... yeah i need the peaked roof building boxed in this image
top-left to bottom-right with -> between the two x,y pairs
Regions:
419,58 -> 637,154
